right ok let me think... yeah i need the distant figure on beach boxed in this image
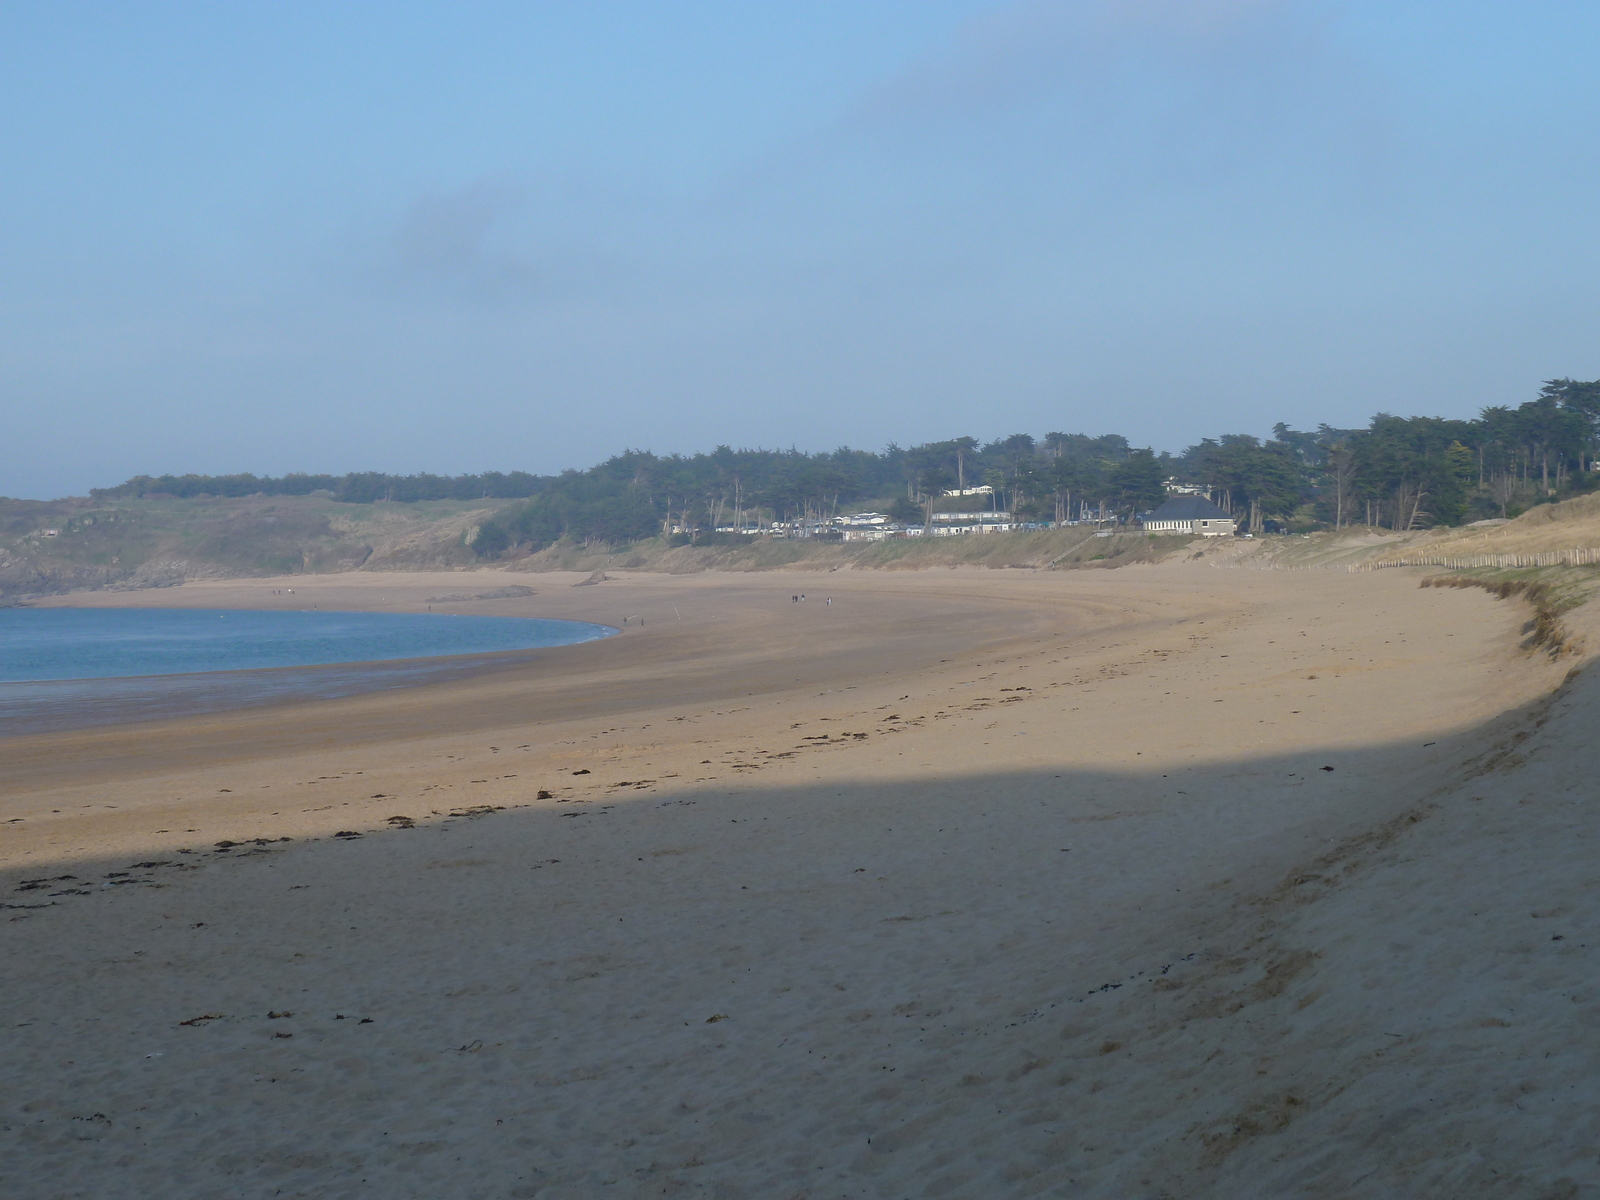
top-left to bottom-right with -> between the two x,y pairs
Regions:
826,597 -> 831,606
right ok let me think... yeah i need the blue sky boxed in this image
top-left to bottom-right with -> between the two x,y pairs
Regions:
4,1 -> 1599,498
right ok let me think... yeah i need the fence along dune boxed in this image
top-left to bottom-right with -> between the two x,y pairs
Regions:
1351,546 -> 1600,571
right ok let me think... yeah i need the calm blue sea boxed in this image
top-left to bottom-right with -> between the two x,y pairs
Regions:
0,608 -> 615,735
0,607 -> 611,682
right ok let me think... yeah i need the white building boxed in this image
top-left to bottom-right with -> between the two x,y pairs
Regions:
933,511 -> 1011,524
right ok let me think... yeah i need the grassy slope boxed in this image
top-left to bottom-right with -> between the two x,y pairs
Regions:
19,480 -> 1600,601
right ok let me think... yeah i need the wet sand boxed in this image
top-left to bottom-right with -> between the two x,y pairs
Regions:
3,564 -> 1595,1197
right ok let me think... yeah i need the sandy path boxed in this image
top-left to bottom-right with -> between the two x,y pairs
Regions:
1,565 -> 1588,1198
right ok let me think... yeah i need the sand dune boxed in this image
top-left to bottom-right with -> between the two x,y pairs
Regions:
1404,491 -> 1600,557
2,565 -> 1594,1198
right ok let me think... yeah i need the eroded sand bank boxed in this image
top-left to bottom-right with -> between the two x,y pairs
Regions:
2,565 -> 1594,1198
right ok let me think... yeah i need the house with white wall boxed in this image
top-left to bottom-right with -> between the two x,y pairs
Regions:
1141,496 -> 1236,537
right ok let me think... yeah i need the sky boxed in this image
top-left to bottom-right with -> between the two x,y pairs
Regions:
4,1 -> 1600,499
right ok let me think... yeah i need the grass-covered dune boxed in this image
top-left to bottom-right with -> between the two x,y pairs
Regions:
504,526 -> 1197,577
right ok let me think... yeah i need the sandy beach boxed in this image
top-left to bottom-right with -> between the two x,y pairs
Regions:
4,564 -> 1596,1198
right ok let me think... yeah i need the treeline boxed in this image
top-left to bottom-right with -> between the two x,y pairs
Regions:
88,377 -> 1600,556
475,378 -> 1600,553
91,470 -> 544,503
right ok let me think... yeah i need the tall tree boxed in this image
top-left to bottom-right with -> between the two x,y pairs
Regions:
1108,449 -> 1166,520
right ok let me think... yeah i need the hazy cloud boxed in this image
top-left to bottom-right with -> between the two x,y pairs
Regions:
383,174 -> 651,309
386,177 -> 546,302
842,0 -> 1384,185
854,0 -> 1309,116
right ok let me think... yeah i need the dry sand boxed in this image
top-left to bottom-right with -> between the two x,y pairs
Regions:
2,564 -> 1596,1198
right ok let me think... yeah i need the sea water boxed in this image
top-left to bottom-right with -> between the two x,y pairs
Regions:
0,607 -> 614,735
0,607 -> 611,682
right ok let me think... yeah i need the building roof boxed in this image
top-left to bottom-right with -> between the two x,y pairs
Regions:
1146,496 -> 1233,521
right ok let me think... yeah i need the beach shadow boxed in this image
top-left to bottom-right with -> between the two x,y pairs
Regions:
1,674 -> 1587,1200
